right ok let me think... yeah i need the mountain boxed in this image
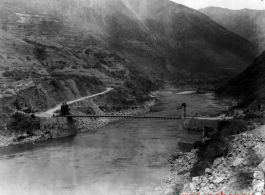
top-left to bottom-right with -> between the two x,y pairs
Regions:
0,0 -> 262,127
217,51 -> 265,109
199,7 -> 265,50
0,0 -> 259,87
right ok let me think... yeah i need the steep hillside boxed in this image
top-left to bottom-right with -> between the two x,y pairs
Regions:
0,18 -> 159,128
217,51 -> 265,109
200,7 -> 265,50
0,0 -> 259,87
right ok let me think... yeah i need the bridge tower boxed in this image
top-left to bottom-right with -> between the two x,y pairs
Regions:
181,103 -> 186,118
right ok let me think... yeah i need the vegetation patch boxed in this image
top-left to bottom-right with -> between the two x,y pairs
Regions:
8,112 -> 40,133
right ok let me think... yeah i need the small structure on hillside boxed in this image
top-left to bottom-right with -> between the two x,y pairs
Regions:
234,109 -> 244,116
21,104 -> 31,114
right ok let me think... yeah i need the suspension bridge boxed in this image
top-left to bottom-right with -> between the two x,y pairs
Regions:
64,103 -> 187,120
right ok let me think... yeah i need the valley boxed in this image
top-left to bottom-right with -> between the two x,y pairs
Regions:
1,0 -> 265,194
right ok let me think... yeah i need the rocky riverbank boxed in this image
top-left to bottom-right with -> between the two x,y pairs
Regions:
0,130 -> 52,147
154,127 -> 265,194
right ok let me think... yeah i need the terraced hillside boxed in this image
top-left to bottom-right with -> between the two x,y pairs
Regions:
0,0 -> 259,87
0,0 -> 261,133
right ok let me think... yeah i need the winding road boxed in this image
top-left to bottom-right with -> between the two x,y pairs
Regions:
35,87 -> 113,118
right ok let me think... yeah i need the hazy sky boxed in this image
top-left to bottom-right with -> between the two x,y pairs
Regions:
170,0 -> 265,10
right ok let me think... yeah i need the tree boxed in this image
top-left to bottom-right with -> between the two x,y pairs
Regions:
34,46 -> 47,61
34,45 -> 49,72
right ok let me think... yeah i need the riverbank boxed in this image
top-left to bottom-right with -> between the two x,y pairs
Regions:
0,130 -> 52,147
153,122 -> 265,194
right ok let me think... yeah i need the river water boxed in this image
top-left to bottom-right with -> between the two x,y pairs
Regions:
0,89 -> 230,195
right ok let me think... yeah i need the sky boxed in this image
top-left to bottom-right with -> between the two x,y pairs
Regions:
170,0 -> 265,10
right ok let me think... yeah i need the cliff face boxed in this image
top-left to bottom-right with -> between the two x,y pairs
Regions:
200,7 -> 265,50
217,51 -> 265,109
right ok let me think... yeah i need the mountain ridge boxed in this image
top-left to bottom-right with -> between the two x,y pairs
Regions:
200,6 -> 265,50
217,50 -> 265,109
0,0 -> 259,86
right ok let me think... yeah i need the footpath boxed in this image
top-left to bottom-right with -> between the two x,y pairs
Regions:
35,87 -> 113,118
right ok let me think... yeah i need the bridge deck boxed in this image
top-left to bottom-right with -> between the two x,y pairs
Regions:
65,115 -> 182,120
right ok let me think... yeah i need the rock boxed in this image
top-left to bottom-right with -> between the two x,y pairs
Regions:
209,183 -> 214,189
217,164 -> 224,172
256,187 -> 263,192
205,168 -> 211,173
254,171 -> 264,180
164,187 -> 176,195
227,153 -> 233,157
257,160 -> 265,173
240,153 -> 246,158
253,181 -> 264,192
209,176 -> 214,180
255,192 -> 262,195
202,176 -> 208,182
200,186 -> 209,193
232,157 -> 244,166
213,177 -> 225,184
213,158 -> 222,168
192,176 -> 200,183
181,183 -> 192,193
189,183 -> 196,192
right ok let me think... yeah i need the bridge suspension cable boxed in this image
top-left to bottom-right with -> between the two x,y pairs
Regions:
65,103 -> 186,120
65,115 -> 182,120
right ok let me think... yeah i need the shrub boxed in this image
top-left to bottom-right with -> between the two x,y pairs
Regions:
83,65 -> 90,69
34,46 -> 47,61
72,66 -> 78,69
8,112 -> 40,133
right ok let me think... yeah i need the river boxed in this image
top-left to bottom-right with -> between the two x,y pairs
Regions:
0,89 -> 230,195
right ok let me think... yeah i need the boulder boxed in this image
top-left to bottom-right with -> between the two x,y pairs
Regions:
181,183 -> 192,193
232,157 -> 244,166
164,187 -> 176,195
257,160 -> 265,173
209,176 -> 214,180
254,171 -> 264,180
209,183 -> 214,189
205,168 -> 211,173
189,182 -> 196,192
243,161 -> 248,165
200,186 -> 209,193
253,181 -> 264,192
192,176 -> 200,183
202,176 -> 208,182
256,187 -> 263,192
213,177 -> 225,184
